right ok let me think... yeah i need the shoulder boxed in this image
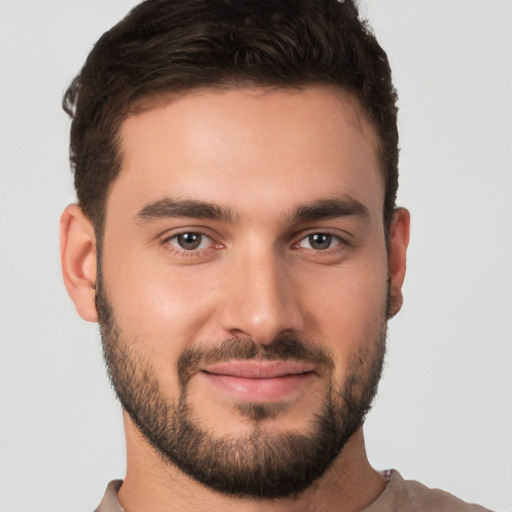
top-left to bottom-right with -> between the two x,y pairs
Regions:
93,480 -> 124,512
364,470 -> 493,512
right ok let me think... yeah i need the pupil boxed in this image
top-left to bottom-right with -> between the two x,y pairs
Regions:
310,233 -> 331,250
178,233 -> 201,250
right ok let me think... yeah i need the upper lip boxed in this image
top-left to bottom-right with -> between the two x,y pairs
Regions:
201,361 -> 315,379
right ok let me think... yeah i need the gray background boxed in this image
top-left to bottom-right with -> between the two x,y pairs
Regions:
0,1 -> 511,510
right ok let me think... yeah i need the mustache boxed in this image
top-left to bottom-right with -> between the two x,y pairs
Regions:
177,336 -> 334,386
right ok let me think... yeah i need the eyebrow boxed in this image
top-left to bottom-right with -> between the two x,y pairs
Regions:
287,196 -> 370,223
135,198 -> 236,223
135,195 -> 369,225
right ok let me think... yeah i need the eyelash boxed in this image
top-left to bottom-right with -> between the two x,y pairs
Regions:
162,231 -> 220,258
294,232 -> 347,252
161,230 -> 350,260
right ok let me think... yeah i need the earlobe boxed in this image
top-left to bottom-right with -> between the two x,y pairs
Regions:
387,207 -> 410,318
60,204 -> 98,322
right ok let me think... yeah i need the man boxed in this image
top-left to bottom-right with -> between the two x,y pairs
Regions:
59,0 -> 491,510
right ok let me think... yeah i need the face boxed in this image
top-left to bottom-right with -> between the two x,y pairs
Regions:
92,87 -> 402,497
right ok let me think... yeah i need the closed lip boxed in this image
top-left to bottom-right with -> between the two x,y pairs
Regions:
200,360 -> 316,378
199,361 -> 317,402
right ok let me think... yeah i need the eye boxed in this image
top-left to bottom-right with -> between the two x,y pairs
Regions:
168,232 -> 213,251
298,233 -> 342,251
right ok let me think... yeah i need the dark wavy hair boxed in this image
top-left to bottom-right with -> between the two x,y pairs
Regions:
63,0 -> 398,238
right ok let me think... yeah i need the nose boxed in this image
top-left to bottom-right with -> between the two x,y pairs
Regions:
219,248 -> 304,344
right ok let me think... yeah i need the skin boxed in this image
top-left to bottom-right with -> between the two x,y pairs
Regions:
61,86 -> 410,512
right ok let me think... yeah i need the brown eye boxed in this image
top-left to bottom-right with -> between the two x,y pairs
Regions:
170,232 -> 209,251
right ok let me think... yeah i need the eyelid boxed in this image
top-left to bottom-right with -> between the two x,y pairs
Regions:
297,233 -> 343,249
160,225 -> 218,243
159,227 -> 224,259
292,228 -> 351,245
168,232 -> 214,250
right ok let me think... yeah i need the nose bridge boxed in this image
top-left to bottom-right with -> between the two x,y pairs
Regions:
219,243 -> 303,343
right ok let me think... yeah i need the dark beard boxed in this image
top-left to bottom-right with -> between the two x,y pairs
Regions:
95,275 -> 387,499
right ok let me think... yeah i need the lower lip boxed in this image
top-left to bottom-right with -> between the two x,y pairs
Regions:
201,371 -> 314,402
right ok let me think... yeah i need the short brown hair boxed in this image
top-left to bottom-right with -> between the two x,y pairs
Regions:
63,0 -> 399,237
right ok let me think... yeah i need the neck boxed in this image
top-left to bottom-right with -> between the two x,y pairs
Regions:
118,414 -> 387,512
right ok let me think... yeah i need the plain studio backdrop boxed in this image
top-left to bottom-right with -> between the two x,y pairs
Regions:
0,1 -> 511,511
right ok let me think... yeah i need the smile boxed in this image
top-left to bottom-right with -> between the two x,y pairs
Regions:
200,361 -> 316,402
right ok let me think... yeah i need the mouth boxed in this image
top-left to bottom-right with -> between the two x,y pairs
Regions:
200,360 -> 316,402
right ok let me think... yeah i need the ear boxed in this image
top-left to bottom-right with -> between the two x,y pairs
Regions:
60,204 -> 98,322
387,207 -> 410,318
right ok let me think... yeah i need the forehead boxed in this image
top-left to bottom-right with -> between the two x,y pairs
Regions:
110,86 -> 383,225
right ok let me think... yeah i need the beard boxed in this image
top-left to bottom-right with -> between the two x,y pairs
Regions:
95,274 -> 387,499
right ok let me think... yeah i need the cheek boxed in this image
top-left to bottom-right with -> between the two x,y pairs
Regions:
300,254 -> 389,356
101,246 -> 222,370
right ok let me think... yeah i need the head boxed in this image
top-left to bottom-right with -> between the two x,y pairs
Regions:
60,0 -> 409,500
63,0 -> 399,242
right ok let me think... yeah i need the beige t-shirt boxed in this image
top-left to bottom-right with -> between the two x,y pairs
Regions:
94,470 -> 492,511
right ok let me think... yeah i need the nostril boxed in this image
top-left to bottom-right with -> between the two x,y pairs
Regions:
229,328 -> 250,338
